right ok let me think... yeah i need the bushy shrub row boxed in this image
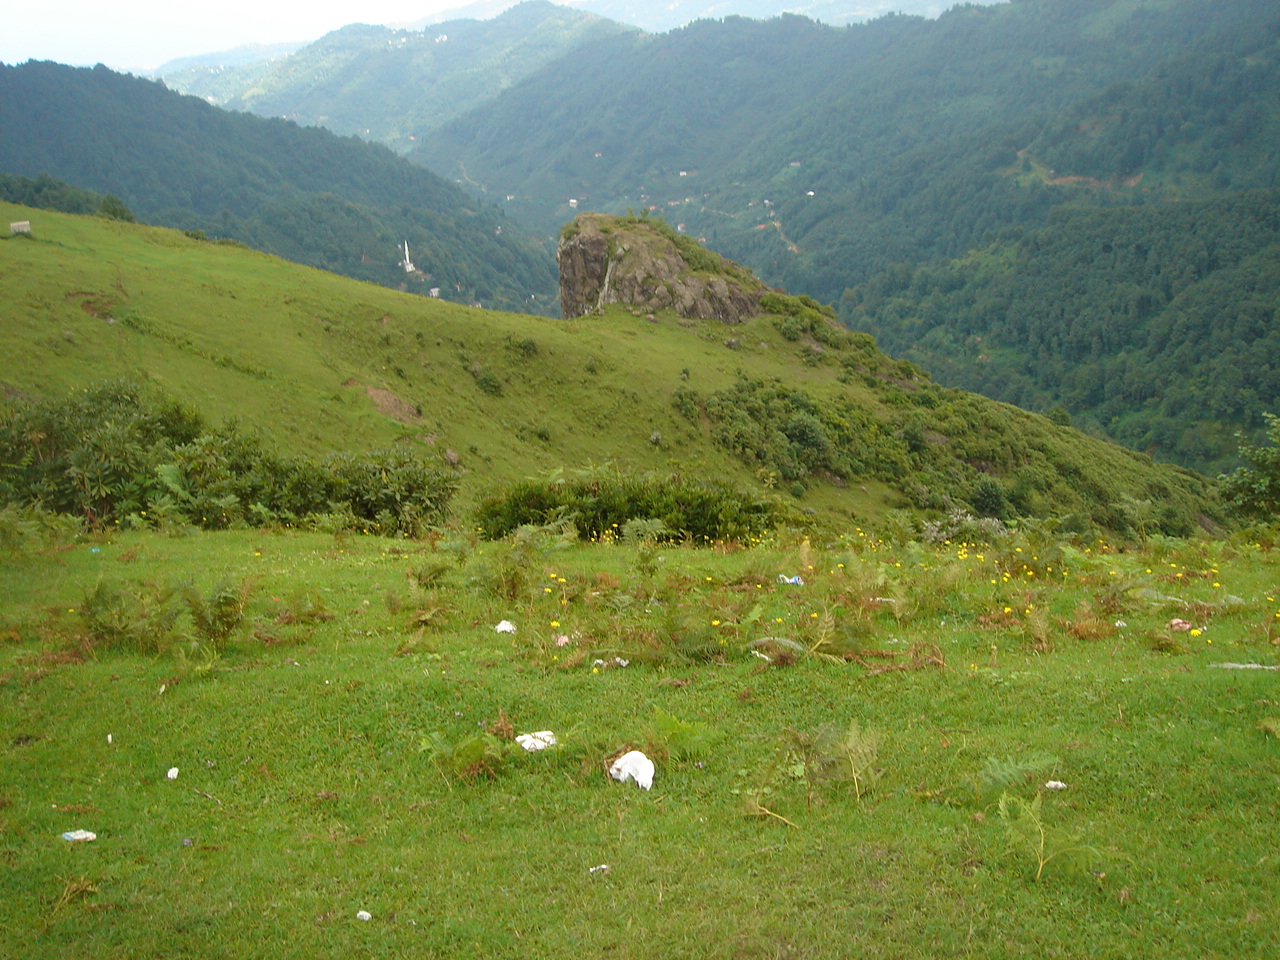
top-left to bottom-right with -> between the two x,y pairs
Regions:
0,380 -> 456,535
475,474 -> 788,542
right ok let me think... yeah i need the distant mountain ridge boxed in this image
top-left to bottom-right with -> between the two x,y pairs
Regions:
408,0 -> 1004,33
156,1 -> 636,155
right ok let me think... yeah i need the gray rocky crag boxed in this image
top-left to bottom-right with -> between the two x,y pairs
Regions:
557,212 -> 767,322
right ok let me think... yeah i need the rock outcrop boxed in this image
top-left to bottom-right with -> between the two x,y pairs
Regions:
557,212 -> 768,322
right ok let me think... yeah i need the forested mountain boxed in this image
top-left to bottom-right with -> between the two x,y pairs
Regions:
839,194 -> 1280,474
0,61 -> 557,311
399,0 -> 1006,34
157,2 -> 635,156
411,0 -> 1277,301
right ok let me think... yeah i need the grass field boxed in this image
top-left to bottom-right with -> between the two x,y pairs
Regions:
3,520 -> 1279,958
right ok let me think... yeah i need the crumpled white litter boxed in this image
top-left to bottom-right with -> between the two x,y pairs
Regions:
588,864 -> 610,875
356,909 -> 372,921
777,574 -> 805,585
516,730 -> 558,751
1044,780 -> 1068,790
592,657 -> 630,669
494,620 -> 517,634
166,767 -> 179,780
609,750 -> 655,790
61,829 -> 96,842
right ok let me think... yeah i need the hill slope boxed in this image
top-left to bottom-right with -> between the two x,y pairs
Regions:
0,202 -> 1217,534
0,61 -> 557,312
157,2 -> 636,156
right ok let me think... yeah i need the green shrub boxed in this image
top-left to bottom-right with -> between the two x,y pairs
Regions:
475,473 -> 787,542
1220,412 -> 1280,520
0,382 -> 457,536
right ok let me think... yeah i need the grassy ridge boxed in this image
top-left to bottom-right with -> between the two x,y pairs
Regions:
0,202 -> 1215,532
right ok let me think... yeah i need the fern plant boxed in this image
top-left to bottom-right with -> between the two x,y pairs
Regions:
998,791 -> 1104,882
974,753 -> 1058,805
782,721 -> 882,808
180,577 -> 256,647
79,579 -> 180,655
421,731 -> 514,783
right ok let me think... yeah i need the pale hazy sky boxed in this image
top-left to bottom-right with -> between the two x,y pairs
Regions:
1,0 -> 484,72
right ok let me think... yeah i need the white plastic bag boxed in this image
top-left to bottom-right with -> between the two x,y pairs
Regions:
608,750 -> 655,790
516,730 -> 558,751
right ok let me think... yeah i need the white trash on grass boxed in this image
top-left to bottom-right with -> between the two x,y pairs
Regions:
609,750 -> 655,790
516,731 -> 558,751
61,830 -> 97,842
166,767 -> 179,780
494,620 -> 517,634
1044,780 -> 1068,791
356,910 -> 372,921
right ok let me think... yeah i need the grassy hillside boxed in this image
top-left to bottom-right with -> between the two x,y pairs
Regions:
0,203 -> 1217,535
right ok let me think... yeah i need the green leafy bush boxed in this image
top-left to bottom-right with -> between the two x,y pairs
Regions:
475,473 -> 787,542
0,381 -> 456,535
1220,412 -> 1280,520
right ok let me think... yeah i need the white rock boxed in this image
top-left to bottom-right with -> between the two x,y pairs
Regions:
609,750 -> 655,790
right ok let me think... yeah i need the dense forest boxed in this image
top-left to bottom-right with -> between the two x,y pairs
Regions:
0,62 -> 557,311
839,194 -> 1280,473
0,171 -> 134,220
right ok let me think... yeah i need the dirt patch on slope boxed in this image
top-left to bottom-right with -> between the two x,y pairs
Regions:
341,379 -> 420,423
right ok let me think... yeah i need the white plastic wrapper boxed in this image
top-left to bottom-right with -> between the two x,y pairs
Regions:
516,731 -> 558,751
61,830 -> 97,842
608,750 -> 655,790
494,620 -> 517,634
166,767 -> 179,780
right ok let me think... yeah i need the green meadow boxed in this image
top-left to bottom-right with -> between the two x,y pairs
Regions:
2,521 -> 1279,958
